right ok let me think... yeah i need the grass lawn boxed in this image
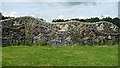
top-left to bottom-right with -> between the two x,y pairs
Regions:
2,45 -> 118,66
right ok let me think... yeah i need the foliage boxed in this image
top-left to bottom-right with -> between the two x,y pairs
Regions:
39,41 -> 48,46
52,19 -> 65,22
2,15 -> 14,20
52,17 -> 120,28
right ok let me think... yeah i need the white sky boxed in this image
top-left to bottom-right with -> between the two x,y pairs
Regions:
1,0 -> 120,22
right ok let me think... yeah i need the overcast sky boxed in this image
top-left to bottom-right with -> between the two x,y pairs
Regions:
1,0 -> 120,22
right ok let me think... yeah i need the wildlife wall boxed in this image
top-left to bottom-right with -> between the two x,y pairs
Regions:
0,16 -> 120,46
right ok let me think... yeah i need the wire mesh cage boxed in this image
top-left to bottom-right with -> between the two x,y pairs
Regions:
1,16 -> 120,46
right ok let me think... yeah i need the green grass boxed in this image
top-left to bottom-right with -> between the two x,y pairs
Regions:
2,45 -> 118,66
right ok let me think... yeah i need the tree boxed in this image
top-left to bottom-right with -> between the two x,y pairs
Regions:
101,17 -> 113,22
24,18 -> 37,45
71,18 -> 80,21
79,19 -> 85,22
91,17 -> 100,22
112,17 -> 120,28
65,19 -> 70,22
52,19 -> 65,22
0,12 -> 2,20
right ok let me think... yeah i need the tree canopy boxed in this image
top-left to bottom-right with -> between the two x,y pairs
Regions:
52,17 -> 120,28
2,15 -> 14,20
